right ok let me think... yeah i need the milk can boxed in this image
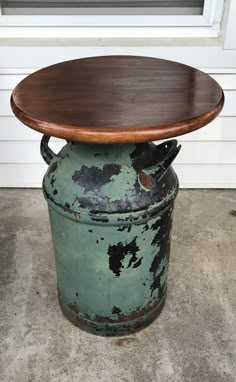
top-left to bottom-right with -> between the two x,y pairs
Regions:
41,135 -> 181,336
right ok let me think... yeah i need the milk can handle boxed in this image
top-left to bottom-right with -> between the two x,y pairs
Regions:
138,140 -> 181,189
40,135 -> 58,165
155,140 -> 181,178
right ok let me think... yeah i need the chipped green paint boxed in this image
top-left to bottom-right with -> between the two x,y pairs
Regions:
41,137 -> 180,336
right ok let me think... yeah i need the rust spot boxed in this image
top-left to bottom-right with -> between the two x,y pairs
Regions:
93,297 -> 165,324
94,314 -> 114,323
59,297 -> 165,336
116,300 -> 160,323
229,210 -> 236,216
139,171 -> 154,190
67,303 -> 79,315
115,336 -> 137,346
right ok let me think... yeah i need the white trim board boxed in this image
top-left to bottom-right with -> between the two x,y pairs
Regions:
0,15 -> 216,27
223,1 -> 236,49
1,45 -> 236,68
0,26 -> 221,39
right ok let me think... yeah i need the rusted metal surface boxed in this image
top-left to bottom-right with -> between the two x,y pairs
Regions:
41,137 -> 180,336
59,292 -> 167,337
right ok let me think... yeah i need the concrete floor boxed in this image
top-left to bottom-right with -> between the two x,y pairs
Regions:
0,189 -> 236,382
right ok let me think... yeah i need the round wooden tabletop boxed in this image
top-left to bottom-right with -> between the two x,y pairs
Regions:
11,56 -> 224,144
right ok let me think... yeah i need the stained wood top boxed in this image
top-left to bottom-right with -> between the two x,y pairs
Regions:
11,56 -> 224,144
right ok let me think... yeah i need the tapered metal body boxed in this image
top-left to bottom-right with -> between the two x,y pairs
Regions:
41,137 -> 180,336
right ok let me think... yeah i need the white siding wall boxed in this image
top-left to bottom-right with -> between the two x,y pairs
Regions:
0,61 -> 236,188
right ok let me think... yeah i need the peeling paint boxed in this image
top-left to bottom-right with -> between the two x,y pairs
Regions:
108,237 -> 140,277
42,139 -> 180,336
72,164 -> 121,192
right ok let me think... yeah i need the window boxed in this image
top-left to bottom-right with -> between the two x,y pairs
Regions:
2,1 -> 205,15
0,0 -> 225,38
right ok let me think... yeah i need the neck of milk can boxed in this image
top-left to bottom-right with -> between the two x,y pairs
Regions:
65,141 -> 143,165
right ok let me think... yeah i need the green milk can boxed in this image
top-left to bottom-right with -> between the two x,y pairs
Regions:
41,135 -> 180,336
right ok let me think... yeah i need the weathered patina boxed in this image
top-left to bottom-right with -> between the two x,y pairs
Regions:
41,137 -> 180,336
11,55 -> 224,337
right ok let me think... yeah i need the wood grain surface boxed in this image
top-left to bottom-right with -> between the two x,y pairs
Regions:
11,56 -> 224,144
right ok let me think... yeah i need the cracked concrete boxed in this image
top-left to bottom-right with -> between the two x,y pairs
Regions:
0,189 -> 236,382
